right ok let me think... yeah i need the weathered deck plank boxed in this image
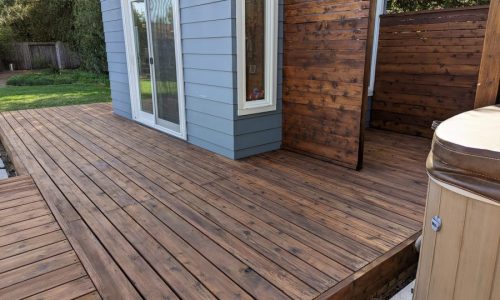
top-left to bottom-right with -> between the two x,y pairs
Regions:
0,176 -> 99,299
0,103 -> 431,299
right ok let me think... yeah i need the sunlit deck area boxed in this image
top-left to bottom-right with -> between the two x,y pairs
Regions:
0,103 -> 430,299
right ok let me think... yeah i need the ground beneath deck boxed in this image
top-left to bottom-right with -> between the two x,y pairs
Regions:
0,103 -> 431,299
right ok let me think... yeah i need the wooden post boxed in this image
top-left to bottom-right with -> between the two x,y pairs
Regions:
55,41 -> 63,70
474,0 -> 500,108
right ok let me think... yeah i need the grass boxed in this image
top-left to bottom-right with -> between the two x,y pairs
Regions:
7,69 -> 109,86
0,69 -> 110,112
139,79 -> 177,98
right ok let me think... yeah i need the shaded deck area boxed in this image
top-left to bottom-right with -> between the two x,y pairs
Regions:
0,103 -> 430,299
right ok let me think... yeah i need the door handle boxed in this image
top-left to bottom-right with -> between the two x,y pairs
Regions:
149,57 -> 154,65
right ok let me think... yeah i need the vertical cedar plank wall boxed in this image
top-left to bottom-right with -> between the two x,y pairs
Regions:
283,0 -> 374,169
372,6 -> 489,138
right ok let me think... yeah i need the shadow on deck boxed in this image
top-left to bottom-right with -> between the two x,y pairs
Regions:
0,103 -> 430,299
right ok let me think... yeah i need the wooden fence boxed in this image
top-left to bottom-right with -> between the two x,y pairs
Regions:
8,42 -> 80,70
371,6 -> 489,138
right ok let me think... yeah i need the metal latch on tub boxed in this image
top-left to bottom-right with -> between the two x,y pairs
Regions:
431,216 -> 442,232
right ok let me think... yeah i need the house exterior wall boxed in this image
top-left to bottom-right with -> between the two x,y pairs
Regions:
233,0 -> 283,159
101,0 -> 132,119
100,0 -> 283,159
181,0 -> 236,158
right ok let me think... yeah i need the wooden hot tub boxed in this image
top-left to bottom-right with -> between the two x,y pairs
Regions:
414,105 -> 500,300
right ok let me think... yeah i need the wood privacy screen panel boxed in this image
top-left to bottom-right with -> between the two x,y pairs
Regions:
283,0 -> 373,169
372,6 -> 489,138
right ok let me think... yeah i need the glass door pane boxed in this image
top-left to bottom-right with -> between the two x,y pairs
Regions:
149,0 -> 180,128
131,1 -> 153,114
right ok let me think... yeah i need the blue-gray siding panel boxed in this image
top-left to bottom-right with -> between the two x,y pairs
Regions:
184,69 -> 234,89
102,0 -> 283,159
234,142 -> 282,160
181,0 -> 236,157
182,38 -> 233,55
184,54 -> 233,72
188,136 -> 236,159
233,1 -> 284,158
100,0 -> 132,118
186,97 -> 233,120
184,83 -> 234,104
182,19 -> 232,38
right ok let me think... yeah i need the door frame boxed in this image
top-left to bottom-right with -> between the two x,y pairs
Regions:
121,0 -> 187,140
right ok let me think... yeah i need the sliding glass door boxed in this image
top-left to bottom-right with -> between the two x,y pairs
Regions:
149,0 -> 180,129
130,1 -> 153,115
126,0 -> 185,138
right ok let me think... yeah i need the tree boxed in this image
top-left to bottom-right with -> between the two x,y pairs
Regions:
72,0 -> 107,73
0,0 -> 73,42
0,0 -> 107,73
387,0 -> 490,12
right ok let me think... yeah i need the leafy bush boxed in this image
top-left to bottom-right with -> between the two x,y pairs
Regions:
6,69 -> 109,86
387,0 -> 490,12
72,0 -> 107,73
0,0 -> 73,42
0,0 -> 108,74
0,26 -> 14,70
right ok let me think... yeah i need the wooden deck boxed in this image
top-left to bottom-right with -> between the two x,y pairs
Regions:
0,175 -> 98,299
0,103 -> 431,299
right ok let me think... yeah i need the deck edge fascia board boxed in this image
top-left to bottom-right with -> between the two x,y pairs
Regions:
0,120 -> 28,176
316,231 -> 421,300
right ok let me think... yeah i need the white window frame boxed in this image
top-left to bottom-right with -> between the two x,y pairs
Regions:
236,0 -> 279,116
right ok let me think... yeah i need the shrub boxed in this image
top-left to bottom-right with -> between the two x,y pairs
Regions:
0,0 -> 108,74
0,0 -> 73,42
387,0 -> 490,12
6,69 -> 109,86
72,0 -> 107,74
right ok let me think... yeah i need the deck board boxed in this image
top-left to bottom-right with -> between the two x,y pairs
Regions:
0,103 -> 431,299
0,176 -> 99,299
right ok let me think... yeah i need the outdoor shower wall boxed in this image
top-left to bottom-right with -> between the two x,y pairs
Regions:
283,0 -> 375,169
371,6 -> 489,138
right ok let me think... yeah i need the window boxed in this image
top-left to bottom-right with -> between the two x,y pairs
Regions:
236,0 -> 278,116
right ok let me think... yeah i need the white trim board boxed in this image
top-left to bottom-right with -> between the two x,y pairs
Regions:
368,0 -> 387,97
236,0 -> 279,116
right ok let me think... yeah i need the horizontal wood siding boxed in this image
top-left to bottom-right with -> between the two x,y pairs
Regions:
100,0 -> 132,119
233,0 -> 284,159
101,0 -> 284,159
283,0 -> 374,169
372,6 -> 489,137
181,0 -> 237,158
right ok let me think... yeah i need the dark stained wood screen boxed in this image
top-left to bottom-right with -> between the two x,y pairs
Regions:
283,0 -> 375,169
372,6 -> 489,138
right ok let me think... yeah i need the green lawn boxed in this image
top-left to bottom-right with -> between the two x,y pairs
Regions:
139,79 -> 177,98
0,69 -> 111,112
